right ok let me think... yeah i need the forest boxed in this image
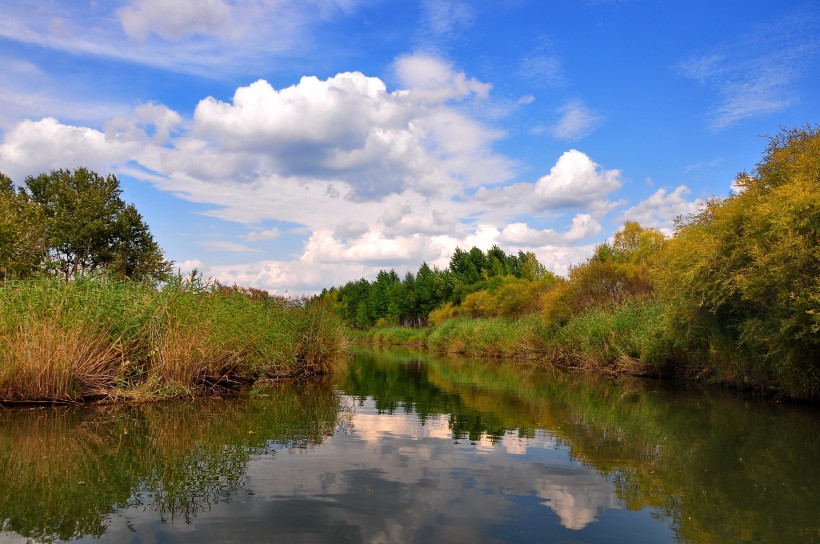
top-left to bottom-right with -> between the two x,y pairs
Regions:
317,126 -> 820,399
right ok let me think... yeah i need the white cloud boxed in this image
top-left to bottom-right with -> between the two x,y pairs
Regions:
550,100 -> 604,140
118,0 -> 233,42
532,244 -> 598,278
533,149 -> 621,212
0,62 -> 626,293
619,185 -> 702,234
420,0 -> 475,38
499,214 -> 601,247
393,54 -> 492,102
676,8 -> 820,131
0,0 -> 370,76
0,117 -> 136,181
105,103 -> 183,145
245,228 -> 282,242
471,149 -> 622,224
199,240 -> 262,253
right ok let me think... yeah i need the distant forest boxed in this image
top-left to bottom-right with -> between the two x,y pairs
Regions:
318,126 -> 820,398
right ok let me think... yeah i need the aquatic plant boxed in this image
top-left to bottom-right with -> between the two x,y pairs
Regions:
0,275 -> 347,402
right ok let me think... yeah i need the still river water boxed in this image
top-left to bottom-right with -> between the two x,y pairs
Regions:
1,348 -> 818,543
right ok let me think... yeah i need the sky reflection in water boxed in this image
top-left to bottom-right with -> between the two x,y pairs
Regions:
2,349 -> 818,544
87,399 -> 671,544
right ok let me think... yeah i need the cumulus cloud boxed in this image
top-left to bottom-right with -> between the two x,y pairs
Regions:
167,65 -> 506,203
550,100 -> 604,140
0,61 -> 627,293
532,150 -> 621,212
619,185 -> 702,234
0,117 -> 136,180
471,149 -> 622,226
499,214 -> 602,247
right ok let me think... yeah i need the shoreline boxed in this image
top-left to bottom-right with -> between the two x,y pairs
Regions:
0,276 -> 347,405
353,315 -> 819,402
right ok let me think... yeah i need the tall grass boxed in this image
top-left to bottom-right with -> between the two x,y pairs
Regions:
361,326 -> 431,347
0,275 -> 347,402
362,301 -> 675,378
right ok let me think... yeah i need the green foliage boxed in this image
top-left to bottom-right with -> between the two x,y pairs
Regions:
659,126 -> 820,397
559,302 -> 673,372
322,246 -> 555,329
0,173 -> 46,280
24,167 -> 171,281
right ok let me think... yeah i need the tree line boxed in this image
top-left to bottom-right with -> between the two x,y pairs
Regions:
0,168 -> 170,282
316,247 -> 557,329
318,126 -> 819,397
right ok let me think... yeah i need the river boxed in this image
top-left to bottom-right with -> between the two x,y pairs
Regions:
1,348 -> 818,543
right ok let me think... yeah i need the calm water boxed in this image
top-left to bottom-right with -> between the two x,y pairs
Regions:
1,349 -> 818,543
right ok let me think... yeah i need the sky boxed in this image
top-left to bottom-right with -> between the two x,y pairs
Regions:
0,0 -> 818,294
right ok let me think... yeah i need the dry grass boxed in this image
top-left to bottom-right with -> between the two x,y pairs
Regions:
0,276 -> 347,403
0,320 -> 120,402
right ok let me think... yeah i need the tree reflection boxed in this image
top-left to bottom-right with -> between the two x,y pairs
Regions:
0,383 -> 340,542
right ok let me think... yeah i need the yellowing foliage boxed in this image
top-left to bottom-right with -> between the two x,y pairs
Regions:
659,126 -> 820,396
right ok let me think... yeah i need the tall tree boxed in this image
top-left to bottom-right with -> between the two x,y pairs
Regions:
0,173 -> 46,279
25,168 -> 170,281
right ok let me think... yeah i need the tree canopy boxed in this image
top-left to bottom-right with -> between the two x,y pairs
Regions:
658,126 -> 820,392
1,168 -> 170,282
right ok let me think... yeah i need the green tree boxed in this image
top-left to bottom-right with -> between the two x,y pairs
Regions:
518,250 -> 551,281
25,168 -> 170,281
0,173 -> 47,279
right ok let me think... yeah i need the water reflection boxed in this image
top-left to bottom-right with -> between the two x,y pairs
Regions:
0,349 -> 818,543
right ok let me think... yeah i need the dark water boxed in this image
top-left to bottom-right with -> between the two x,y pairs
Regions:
1,349 -> 818,543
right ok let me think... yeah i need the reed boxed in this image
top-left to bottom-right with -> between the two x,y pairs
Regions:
392,302 -> 675,377
0,275 -> 347,402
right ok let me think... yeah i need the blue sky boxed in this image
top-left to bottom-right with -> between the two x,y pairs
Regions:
1,0 -> 818,293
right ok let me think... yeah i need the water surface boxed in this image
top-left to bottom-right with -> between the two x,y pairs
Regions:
1,349 -> 818,543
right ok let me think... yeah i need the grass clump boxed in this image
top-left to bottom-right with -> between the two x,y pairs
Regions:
380,301 -> 674,378
366,326 -> 430,347
0,275 -> 347,403
427,316 -> 537,359
554,302 -> 673,375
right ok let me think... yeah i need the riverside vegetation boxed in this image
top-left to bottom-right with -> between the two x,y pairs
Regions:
318,126 -> 820,400
0,169 -> 346,403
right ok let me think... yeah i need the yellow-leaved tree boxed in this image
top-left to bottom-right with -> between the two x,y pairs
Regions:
659,126 -> 820,398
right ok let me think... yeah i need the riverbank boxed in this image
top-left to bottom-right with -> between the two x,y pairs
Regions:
0,276 -> 347,403
356,302 -> 668,374
354,300 -> 818,401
